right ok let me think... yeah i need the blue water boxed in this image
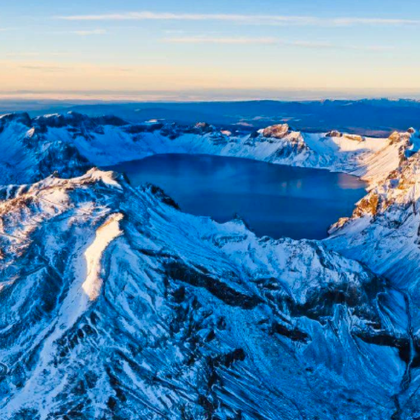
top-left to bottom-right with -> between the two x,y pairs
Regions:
108,154 -> 367,240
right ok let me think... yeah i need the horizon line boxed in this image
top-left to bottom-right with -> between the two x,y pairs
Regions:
0,89 -> 420,103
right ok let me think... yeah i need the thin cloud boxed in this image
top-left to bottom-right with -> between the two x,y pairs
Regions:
6,52 -> 42,57
55,12 -> 314,24
163,37 -> 394,51
331,17 -> 420,26
20,65 -> 67,73
289,40 -> 393,51
165,37 -> 278,45
46,29 -> 107,36
6,52 -> 70,57
72,29 -> 107,36
163,29 -> 187,34
14,63 -> 137,74
54,11 -> 420,26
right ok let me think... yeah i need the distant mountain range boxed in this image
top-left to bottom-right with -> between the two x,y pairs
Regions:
1,98 -> 420,136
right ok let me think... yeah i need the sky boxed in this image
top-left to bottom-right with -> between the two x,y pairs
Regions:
1,0 -> 420,101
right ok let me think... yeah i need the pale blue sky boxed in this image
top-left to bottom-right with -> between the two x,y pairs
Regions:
1,0 -> 420,100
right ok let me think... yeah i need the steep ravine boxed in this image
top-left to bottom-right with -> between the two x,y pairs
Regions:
391,293 -> 416,420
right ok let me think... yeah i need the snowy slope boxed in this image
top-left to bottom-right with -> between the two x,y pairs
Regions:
0,112 -> 414,187
328,149 -> 420,288
326,149 -> 420,418
0,113 -> 89,185
0,169 -> 411,419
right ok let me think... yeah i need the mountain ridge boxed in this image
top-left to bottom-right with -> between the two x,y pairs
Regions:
0,111 -> 417,187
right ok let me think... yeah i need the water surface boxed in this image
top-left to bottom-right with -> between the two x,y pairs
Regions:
108,154 -> 367,240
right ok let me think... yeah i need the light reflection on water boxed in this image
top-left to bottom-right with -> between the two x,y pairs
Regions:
337,172 -> 366,190
108,154 -> 367,240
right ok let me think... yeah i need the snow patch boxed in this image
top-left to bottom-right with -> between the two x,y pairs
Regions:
82,212 -> 123,300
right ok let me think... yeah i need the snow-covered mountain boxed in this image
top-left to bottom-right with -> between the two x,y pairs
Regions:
0,112 -> 416,186
326,149 -> 420,417
0,169 -> 410,419
0,112 -> 420,419
328,148 -> 420,318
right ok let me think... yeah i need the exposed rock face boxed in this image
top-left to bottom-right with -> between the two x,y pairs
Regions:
326,130 -> 343,138
188,122 -> 216,134
343,133 -> 364,142
262,123 -> 290,139
326,131 -> 366,142
1,112 -> 420,419
33,112 -> 127,131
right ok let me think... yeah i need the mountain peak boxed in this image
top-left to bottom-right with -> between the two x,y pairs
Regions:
0,112 -> 31,127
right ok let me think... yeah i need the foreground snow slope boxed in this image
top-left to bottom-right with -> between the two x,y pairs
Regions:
0,169 -> 411,419
326,150 -> 420,417
0,112 -> 416,186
